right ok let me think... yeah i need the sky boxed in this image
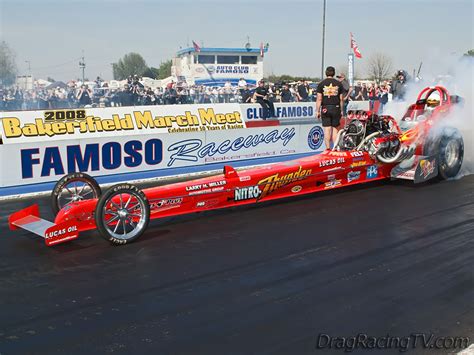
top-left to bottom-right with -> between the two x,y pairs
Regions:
0,0 -> 473,81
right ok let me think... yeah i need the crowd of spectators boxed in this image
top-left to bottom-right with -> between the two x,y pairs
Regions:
0,76 -> 321,111
0,71 -> 407,112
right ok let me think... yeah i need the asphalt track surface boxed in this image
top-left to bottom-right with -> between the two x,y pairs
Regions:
0,175 -> 473,355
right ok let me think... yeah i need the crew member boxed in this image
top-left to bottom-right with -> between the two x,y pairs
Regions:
391,70 -> 408,100
336,73 -> 352,116
254,80 -> 276,119
316,66 -> 344,150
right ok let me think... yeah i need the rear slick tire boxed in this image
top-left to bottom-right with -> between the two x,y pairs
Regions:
437,128 -> 464,180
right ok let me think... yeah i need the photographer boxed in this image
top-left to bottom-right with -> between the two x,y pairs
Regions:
76,85 -> 92,107
254,80 -> 276,120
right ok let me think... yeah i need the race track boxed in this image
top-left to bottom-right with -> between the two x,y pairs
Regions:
1,175 -> 473,354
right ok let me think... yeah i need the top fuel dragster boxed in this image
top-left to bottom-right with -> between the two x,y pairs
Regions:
9,86 -> 464,246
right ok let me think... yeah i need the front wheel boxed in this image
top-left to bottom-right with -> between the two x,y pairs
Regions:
437,128 -> 464,180
51,172 -> 101,215
95,184 -> 150,245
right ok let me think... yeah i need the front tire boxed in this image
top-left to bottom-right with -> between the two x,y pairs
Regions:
51,172 -> 101,215
95,184 -> 150,245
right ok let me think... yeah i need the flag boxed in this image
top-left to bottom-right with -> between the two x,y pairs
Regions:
350,33 -> 362,59
192,40 -> 201,52
260,42 -> 264,58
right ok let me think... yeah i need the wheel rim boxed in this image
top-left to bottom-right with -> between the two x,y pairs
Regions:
444,140 -> 459,169
58,179 -> 97,210
102,192 -> 147,240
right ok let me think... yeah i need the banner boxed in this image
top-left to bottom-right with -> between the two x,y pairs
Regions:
241,102 -> 316,121
0,104 -> 245,144
0,123 -> 324,189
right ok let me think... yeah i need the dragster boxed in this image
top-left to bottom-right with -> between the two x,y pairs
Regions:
9,86 -> 464,246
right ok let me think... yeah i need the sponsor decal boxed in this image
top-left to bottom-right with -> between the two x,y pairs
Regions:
397,170 -> 415,179
1,107 -> 244,139
319,157 -> 345,168
308,126 -> 324,150
351,161 -> 368,168
347,171 -> 361,182
45,225 -> 78,239
186,180 -> 226,192
367,165 -> 378,179
20,139 -> 163,179
246,105 -> 314,120
150,198 -> 183,210
328,151 -> 347,157
234,185 -> 262,201
239,176 -> 251,182
257,166 -> 312,199
327,174 -> 336,181
215,65 -> 249,74
324,179 -> 342,189
419,159 -> 436,179
291,185 -> 302,193
167,127 -> 296,167
196,199 -> 220,208
350,151 -> 364,157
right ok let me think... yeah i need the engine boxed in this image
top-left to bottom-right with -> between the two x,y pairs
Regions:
339,111 -> 411,163
340,111 -> 391,150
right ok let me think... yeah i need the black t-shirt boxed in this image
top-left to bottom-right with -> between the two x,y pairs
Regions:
316,78 -> 343,106
297,84 -> 308,99
255,86 -> 268,98
280,88 -> 292,102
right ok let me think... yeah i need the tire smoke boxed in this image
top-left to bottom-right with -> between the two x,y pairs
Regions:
384,52 -> 473,177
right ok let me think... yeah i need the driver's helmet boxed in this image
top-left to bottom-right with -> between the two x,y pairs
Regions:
426,98 -> 440,107
426,91 -> 441,108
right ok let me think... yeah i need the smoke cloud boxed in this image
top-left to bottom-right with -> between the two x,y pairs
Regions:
384,51 -> 473,177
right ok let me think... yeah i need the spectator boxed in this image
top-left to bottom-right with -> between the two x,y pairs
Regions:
296,80 -> 309,102
163,83 -> 178,105
378,83 -> 389,113
241,84 -> 253,103
353,82 -> 361,101
238,77 -> 247,97
77,85 -> 92,107
223,81 -> 232,103
118,84 -> 134,106
280,83 -> 293,102
367,83 -> 378,111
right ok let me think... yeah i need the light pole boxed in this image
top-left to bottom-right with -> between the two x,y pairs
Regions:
24,60 -> 32,90
79,51 -> 86,83
321,0 -> 326,80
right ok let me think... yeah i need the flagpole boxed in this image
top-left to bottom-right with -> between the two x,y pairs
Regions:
321,0 -> 326,80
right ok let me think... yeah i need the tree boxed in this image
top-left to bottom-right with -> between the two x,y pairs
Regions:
463,49 -> 474,57
112,52 -> 148,80
0,41 -> 17,86
265,74 -> 320,83
142,67 -> 159,79
366,52 -> 393,83
156,60 -> 172,79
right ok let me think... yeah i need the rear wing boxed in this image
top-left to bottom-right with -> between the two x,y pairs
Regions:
9,204 -> 79,246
